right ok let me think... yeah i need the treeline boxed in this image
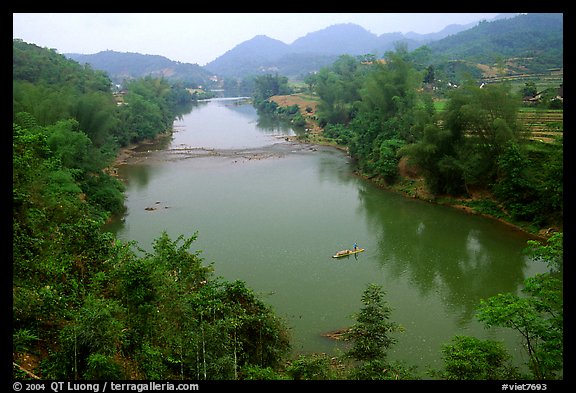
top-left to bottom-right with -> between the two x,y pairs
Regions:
12,40 -> 291,379
13,39 -> 197,220
306,48 -> 562,230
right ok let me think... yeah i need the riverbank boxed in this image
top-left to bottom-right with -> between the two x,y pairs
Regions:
107,131 -> 174,175
268,94 -> 558,241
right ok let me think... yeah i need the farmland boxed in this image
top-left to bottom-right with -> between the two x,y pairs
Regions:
272,94 -> 563,145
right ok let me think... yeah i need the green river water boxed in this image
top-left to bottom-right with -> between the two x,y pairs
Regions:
105,97 -> 548,376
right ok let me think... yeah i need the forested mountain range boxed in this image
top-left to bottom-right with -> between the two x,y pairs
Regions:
203,18 -> 488,78
64,13 -> 561,85
66,50 -> 217,88
427,13 -> 563,72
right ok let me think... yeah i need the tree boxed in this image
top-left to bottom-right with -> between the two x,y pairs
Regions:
315,55 -> 364,125
345,284 -> 399,361
444,81 -> 521,188
433,335 -> 520,380
252,74 -> 291,103
343,284 -> 413,379
521,81 -> 538,98
476,233 -> 563,379
346,48 -> 423,181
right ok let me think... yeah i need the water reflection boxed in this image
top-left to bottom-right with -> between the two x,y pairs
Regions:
357,185 -> 533,324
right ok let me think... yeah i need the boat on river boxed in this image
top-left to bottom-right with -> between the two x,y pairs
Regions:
332,248 -> 365,258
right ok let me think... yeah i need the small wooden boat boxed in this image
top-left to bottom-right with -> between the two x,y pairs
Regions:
332,248 -> 365,258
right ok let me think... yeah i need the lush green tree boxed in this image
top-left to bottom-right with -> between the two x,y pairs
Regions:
70,91 -> 119,147
344,284 -> 400,362
522,81 -> 538,98
476,233 -> 563,379
342,284 -> 413,379
445,81 -> 521,186
252,73 -> 291,104
120,77 -> 175,142
315,55 -> 365,125
45,119 -> 93,170
347,48 -> 424,182
399,120 -> 466,195
303,72 -> 318,92
285,353 -> 334,380
401,80 -> 523,196
433,335 -> 520,380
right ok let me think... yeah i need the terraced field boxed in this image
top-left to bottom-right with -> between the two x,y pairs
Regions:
518,108 -> 563,143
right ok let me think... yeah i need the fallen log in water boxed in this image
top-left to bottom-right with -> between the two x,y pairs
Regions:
320,327 -> 351,340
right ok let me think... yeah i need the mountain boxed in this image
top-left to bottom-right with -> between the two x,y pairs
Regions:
404,23 -> 476,42
66,50 -> 216,87
66,13 -> 560,84
427,13 -> 563,71
222,35 -> 291,62
290,23 -> 382,55
205,23 -> 405,78
204,16 -> 510,79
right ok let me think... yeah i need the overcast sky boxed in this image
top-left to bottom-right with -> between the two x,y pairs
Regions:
13,13 -> 502,66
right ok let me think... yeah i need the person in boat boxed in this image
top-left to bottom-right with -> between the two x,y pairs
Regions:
353,242 -> 357,251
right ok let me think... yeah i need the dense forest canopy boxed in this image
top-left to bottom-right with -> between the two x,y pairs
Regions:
66,50 -> 218,88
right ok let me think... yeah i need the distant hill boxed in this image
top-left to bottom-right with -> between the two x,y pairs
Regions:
427,12 -> 563,71
204,15 -> 518,79
66,50 -> 216,88
289,23 -> 383,55
65,13 -> 561,85
205,23 -> 423,78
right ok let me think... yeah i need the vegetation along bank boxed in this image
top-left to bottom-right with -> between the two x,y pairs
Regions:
13,12 -> 563,381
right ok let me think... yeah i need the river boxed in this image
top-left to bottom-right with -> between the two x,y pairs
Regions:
105,97 -> 548,377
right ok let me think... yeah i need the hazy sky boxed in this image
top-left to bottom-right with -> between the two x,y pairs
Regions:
13,13 -> 502,66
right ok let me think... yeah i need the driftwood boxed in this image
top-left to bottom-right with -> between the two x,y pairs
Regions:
320,327 -> 351,341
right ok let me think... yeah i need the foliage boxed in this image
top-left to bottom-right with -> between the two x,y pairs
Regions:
494,140 -> 562,225
314,54 -> 367,125
347,359 -> 416,380
525,232 -> 562,272
341,284 -> 414,380
432,335 -> 520,380
476,234 -> 563,380
427,13 -> 563,72
344,48 -> 423,182
403,81 -> 522,195
13,40 -> 295,381
252,74 -> 291,105
285,354 -> 334,380
13,329 -> 39,353
344,284 -> 401,362
239,365 -> 286,380
120,76 -> 175,142
323,123 -> 354,145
